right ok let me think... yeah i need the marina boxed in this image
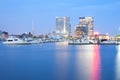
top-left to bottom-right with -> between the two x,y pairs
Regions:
2,36 -> 120,45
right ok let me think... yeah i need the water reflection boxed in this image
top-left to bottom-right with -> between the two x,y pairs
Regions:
116,45 -> 120,80
54,44 -> 69,80
92,45 -> 100,80
76,45 -> 100,80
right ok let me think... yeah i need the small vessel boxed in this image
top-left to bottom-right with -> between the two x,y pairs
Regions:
27,39 -> 42,44
100,39 -> 117,45
3,37 -> 30,45
68,39 -> 92,45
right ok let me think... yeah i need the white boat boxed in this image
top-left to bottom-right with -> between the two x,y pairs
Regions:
28,39 -> 42,44
3,37 -> 30,45
25,38 -> 42,44
68,39 -> 92,45
100,40 -> 117,45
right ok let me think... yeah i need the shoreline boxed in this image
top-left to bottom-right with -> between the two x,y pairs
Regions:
68,43 -> 120,45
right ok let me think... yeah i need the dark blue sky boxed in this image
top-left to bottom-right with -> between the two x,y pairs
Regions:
0,0 -> 120,35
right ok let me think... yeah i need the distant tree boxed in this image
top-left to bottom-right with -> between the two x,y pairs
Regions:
116,34 -> 120,40
116,34 -> 120,37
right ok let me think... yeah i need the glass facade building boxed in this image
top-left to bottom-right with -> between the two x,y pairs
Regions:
56,17 -> 71,36
75,17 -> 94,37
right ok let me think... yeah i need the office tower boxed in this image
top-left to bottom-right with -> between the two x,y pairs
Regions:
56,17 -> 71,36
75,17 -> 94,37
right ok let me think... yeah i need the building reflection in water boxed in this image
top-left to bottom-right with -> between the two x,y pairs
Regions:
76,45 -> 100,80
116,45 -> 120,80
54,43 -> 69,80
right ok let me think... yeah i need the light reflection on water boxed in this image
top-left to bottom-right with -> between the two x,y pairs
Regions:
1,43 -> 119,80
75,45 -> 100,80
92,45 -> 100,80
54,43 -> 69,80
54,44 -> 100,80
116,45 -> 120,80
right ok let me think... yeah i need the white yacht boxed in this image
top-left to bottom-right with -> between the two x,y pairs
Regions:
3,37 -> 30,45
28,39 -> 42,44
100,39 -> 116,45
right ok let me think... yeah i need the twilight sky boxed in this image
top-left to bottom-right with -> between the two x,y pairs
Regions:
0,0 -> 120,35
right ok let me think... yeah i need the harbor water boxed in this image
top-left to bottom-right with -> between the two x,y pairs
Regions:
0,42 -> 120,80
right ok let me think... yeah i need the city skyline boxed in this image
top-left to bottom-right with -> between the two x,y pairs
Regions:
0,0 -> 120,36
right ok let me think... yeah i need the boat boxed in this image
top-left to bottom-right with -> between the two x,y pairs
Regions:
99,39 -> 117,45
68,39 -> 93,45
28,39 -> 42,44
3,37 -> 30,45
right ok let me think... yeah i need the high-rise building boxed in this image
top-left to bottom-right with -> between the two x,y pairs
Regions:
56,17 -> 71,36
75,17 -> 94,37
